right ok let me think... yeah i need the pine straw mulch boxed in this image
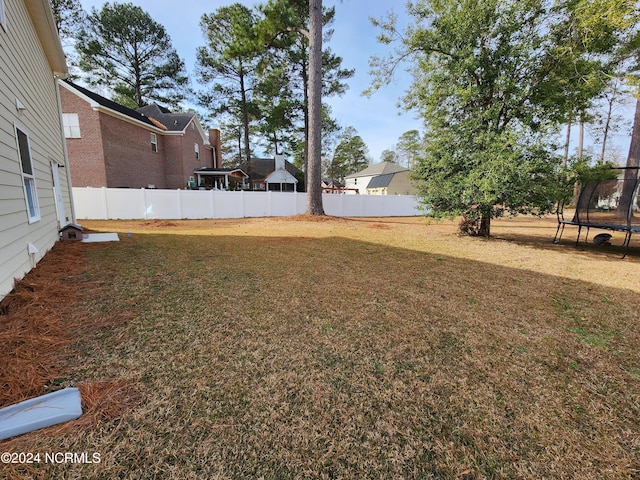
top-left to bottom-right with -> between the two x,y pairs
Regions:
0,241 -> 143,478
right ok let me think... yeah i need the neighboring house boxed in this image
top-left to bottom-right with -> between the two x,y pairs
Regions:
59,80 -> 222,189
238,155 -> 300,191
344,162 -> 413,195
366,170 -> 418,196
0,0 -> 73,300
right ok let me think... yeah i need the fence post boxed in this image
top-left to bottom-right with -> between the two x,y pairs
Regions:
101,187 -> 109,220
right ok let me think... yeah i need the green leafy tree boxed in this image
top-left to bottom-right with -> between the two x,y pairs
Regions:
380,149 -> 399,163
75,2 -> 188,109
197,4 -> 262,164
329,126 -> 370,185
254,65 -> 300,156
369,0 -> 622,236
396,130 -> 421,169
51,0 -> 85,39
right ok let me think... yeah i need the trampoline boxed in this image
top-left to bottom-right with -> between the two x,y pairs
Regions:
554,168 -> 640,257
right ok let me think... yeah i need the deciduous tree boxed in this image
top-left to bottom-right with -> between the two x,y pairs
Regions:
369,0 -> 630,236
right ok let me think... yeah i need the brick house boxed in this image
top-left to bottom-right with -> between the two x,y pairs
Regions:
58,80 -> 222,189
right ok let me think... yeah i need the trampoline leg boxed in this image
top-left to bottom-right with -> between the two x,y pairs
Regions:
553,223 -> 563,243
575,225 -> 582,247
621,231 -> 632,259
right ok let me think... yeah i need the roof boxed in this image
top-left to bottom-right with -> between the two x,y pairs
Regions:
345,161 -> 408,179
265,168 -> 298,184
366,173 -> 395,189
238,158 -> 299,181
136,105 -> 194,132
194,167 -> 248,178
25,0 -> 68,75
61,80 -> 155,127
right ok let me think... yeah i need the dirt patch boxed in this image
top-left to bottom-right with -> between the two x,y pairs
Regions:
280,213 -> 345,222
140,220 -> 178,228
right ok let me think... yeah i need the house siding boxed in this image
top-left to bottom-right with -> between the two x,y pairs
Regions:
0,0 -> 71,300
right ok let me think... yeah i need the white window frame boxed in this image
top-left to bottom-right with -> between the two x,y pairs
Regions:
150,133 -> 158,153
62,113 -> 81,138
0,0 -> 6,32
194,143 -> 199,160
15,126 -> 40,223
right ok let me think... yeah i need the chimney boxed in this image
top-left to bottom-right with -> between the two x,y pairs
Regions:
275,154 -> 285,171
209,128 -> 222,168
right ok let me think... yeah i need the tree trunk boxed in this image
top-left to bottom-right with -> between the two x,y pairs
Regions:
306,0 -> 324,215
239,66 -> 251,164
599,86 -> 617,163
563,121 -> 571,168
479,215 -> 490,237
577,118 -> 584,160
302,60 -> 309,188
617,98 -> 640,216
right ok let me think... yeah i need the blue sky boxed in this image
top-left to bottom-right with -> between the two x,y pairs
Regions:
76,0 -> 634,164
77,0 -> 423,163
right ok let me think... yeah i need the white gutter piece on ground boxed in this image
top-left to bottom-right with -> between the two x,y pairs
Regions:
81,233 -> 119,243
0,388 -> 82,441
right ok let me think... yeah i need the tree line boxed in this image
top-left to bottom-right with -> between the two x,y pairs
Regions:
51,0 -> 395,193
53,0 -> 639,229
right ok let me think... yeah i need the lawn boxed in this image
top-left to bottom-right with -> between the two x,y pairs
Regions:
2,215 -> 640,479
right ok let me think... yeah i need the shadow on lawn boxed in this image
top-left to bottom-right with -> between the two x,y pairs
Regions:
494,229 -> 640,260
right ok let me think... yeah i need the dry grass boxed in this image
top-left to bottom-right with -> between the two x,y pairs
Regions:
2,215 -> 640,479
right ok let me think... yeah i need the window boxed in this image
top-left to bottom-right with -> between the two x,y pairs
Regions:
16,127 -> 40,223
62,113 -> 81,138
0,0 -> 6,32
194,143 -> 199,160
150,133 -> 158,153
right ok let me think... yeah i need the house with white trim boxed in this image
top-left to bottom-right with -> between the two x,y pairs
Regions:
0,0 -> 74,301
344,162 -> 415,195
58,80 -> 222,190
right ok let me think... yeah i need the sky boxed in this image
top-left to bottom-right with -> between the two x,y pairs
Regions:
76,0 -> 421,163
76,0 -> 635,165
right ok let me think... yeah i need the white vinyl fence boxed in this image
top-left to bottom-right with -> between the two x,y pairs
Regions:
72,188 -> 423,220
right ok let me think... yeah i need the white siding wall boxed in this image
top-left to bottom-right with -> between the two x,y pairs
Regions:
344,175 -> 374,195
0,0 -> 70,300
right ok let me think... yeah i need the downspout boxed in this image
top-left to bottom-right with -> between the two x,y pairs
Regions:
54,75 -> 76,224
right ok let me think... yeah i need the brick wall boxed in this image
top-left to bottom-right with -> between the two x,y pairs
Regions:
164,121 -> 215,189
100,114 -> 167,188
61,84 -> 217,190
60,86 -> 108,187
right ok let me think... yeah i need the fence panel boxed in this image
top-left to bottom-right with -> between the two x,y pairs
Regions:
72,188 -> 421,220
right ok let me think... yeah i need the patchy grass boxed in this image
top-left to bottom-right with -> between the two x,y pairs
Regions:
2,215 -> 640,479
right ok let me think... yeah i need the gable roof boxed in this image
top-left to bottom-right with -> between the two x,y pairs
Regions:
265,168 -> 298,184
239,158 -> 299,181
136,104 -> 194,132
61,80 -> 155,128
345,161 -> 408,179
